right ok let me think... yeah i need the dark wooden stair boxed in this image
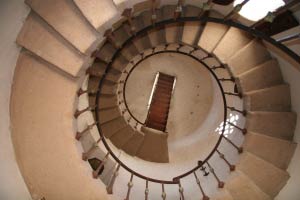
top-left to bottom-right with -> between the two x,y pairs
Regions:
145,73 -> 175,132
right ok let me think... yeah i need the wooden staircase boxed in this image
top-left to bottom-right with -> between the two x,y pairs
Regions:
145,73 -> 175,132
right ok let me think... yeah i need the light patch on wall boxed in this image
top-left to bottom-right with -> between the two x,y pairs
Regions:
234,0 -> 285,21
215,113 -> 240,137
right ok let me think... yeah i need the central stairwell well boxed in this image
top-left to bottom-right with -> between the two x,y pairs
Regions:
145,72 -> 175,132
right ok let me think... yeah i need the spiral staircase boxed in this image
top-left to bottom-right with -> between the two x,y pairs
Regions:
4,0 -> 300,199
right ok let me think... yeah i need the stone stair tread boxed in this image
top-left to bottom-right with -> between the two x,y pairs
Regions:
113,25 -> 131,47
165,22 -> 183,44
228,39 -> 272,76
98,107 -> 121,124
73,0 -> 118,30
237,152 -> 290,197
98,95 -> 118,109
109,125 -> 135,148
17,12 -> 89,77
100,116 -> 127,138
246,111 -> 296,141
211,190 -> 234,200
161,5 -> 176,20
86,65 -> 105,77
237,59 -> 283,93
181,21 -> 202,46
198,22 -> 229,53
122,131 -> 145,156
244,84 -> 291,112
111,54 -> 129,72
148,26 -> 166,47
213,27 -> 253,63
100,84 -> 117,95
183,5 -> 202,17
226,171 -> 271,200
137,126 -> 169,163
132,33 -> 152,52
26,0 -> 100,54
121,42 -> 140,61
244,132 -> 297,170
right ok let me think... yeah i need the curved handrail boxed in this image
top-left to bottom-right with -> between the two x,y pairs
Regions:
94,15 -> 300,184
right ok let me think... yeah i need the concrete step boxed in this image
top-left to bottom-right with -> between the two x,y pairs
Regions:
238,152 -> 290,197
148,26 -> 166,47
181,21 -> 203,46
132,33 -> 152,52
111,54 -> 129,72
211,190 -> 234,200
165,23 -> 183,44
226,172 -> 271,200
183,5 -> 202,17
244,132 -> 297,170
121,42 -> 140,61
73,0 -> 118,31
100,116 -> 127,138
113,25 -> 131,47
244,84 -> 291,112
137,127 -> 169,163
98,95 -> 118,109
95,42 -> 117,63
100,83 -> 117,95
122,131 -> 145,156
17,13 -> 89,77
86,64 -> 106,78
246,111 -> 297,141
98,107 -> 121,124
198,22 -> 229,53
237,59 -> 283,93
26,0 -> 100,54
109,125 -> 135,148
213,27 -> 253,63
228,40 -> 271,76
161,5 -> 176,20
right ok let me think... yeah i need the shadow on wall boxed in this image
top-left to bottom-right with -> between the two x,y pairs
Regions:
215,113 -> 240,137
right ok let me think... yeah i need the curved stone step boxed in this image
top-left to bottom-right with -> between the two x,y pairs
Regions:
227,40 -> 271,76
244,132 -> 297,170
94,42 -> 117,63
246,111 -> 297,141
122,131 -> 145,156
17,13 -> 90,77
226,172 -> 271,200
165,23 -> 183,44
237,59 -> 283,93
100,83 -> 117,95
98,95 -> 118,109
112,24 -> 131,47
237,152 -> 290,198
161,5 -> 176,20
73,0 -> 118,31
213,27 -> 253,63
111,54 -> 129,72
109,125 -> 135,148
137,127 -> 169,163
148,26 -> 166,47
98,107 -> 121,124
121,42 -> 140,61
211,190 -> 234,200
183,5 -> 202,17
198,22 -> 229,53
244,84 -> 291,112
26,0 -> 100,54
100,116 -> 127,138
181,21 -> 203,46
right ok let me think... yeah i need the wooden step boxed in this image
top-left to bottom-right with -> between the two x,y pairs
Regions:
17,13 -> 90,77
198,22 -> 229,53
228,40 -> 271,76
137,127 -> 169,163
244,132 -> 297,170
244,84 -> 291,112
26,0 -> 100,54
238,152 -> 290,197
237,59 -> 283,93
213,27 -> 253,63
246,111 -> 297,141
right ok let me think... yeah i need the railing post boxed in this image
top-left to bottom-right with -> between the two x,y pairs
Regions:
82,137 -> 103,161
151,0 -> 157,25
199,0 -> 213,18
193,172 -> 210,200
227,121 -> 247,135
122,8 -> 135,34
223,136 -> 243,154
104,29 -> 121,49
145,180 -> 149,200
224,0 -> 250,20
93,152 -> 110,178
227,106 -> 247,116
161,184 -> 167,200
77,88 -> 99,97
74,105 -> 97,118
76,122 -> 98,140
106,164 -> 121,194
178,180 -> 185,200
216,149 -> 235,171
124,174 -> 134,200
174,0 -> 184,20
207,162 -> 224,188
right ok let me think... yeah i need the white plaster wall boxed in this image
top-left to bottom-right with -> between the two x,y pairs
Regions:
0,0 -> 31,199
